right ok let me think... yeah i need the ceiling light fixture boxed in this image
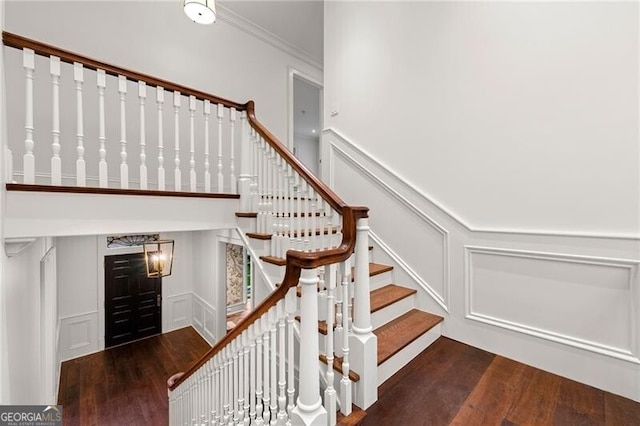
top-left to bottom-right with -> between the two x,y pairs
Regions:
184,0 -> 216,25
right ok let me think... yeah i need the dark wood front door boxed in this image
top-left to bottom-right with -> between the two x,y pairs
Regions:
105,253 -> 162,348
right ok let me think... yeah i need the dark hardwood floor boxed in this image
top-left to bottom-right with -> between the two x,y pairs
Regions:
57,326 -> 210,426
361,337 -> 640,426
58,329 -> 640,426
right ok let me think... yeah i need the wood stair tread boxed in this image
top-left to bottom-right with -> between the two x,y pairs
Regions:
336,405 -> 366,426
235,212 -> 257,218
246,232 -> 272,240
370,284 -> 416,313
352,263 -> 393,281
260,255 -> 286,266
319,354 -> 360,382
374,309 -> 443,365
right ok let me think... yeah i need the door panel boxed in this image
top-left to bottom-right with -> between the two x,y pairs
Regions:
105,253 -> 162,348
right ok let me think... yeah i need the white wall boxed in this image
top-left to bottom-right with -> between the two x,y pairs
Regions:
324,1 -> 639,237
191,230 -> 219,344
4,0 -> 322,148
4,238 -> 48,404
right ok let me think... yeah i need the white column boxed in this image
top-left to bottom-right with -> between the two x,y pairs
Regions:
138,81 -> 148,189
74,63 -> 86,186
189,95 -> 197,192
118,75 -> 128,189
204,100 -> 211,192
255,320 -> 264,426
324,264 -> 337,426
217,103 -> 224,192
286,287 -> 296,416
156,86 -> 165,190
290,268 -> 327,426
230,107 -> 237,193
22,48 -> 35,184
50,56 -> 61,185
173,91 -> 181,191
277,300 -> 287,425
97,69 -> 108,188
350,217 -> 378,409
262,316 -> 271,425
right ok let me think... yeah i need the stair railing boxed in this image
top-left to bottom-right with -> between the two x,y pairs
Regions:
1,31 -> 377,425
2,31 -> 242,193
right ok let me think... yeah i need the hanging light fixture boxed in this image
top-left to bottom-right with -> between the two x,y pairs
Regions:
184,0 -> 216,25
143,240 -> 175,278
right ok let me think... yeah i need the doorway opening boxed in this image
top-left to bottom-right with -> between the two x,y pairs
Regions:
290,71 -> 322,177
225,243 -> 252,331
104,252 -> 162,348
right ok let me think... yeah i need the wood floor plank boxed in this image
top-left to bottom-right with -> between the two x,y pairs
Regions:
605,392 -> 640,426
58,327 -> 210,426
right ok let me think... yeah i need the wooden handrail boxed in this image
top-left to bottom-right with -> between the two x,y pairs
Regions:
2,31 -> 245,110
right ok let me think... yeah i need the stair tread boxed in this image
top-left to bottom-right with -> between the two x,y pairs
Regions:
261,255 -> 286,266
246,232 -> 272,240
319,354 -> 360,382
370,284 -> 417,313
352,263 -> 393,281
337,405 -> 366,426
374,309 -> 443,365
235,212 -> 257,218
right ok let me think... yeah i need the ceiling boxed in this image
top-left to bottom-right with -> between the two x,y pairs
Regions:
219,0 -> 324,65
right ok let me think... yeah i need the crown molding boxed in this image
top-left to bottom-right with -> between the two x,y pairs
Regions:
217,4 -> 323,71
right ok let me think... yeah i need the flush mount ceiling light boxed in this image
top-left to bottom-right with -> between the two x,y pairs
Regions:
184,0 -> 216,25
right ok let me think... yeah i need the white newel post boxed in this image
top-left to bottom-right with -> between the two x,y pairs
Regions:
74,62 -> 86,186
217,103 -> 224,192
50,56 -> 61,185
139,81 -> 148,189
350,217 -> 378,409
22,48 -> 35,184
291,268 -> 327,426
229,107 -> 237,193
237,110 -> 251,209
97,70 -> 108,188
118,75 -> 128,189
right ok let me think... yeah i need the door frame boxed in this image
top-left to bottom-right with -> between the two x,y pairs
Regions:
287,67 -> 323,177
40,245 -> 57,404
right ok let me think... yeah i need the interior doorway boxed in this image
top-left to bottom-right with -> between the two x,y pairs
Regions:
290,71 -> 322,177
104,253 -> 162,348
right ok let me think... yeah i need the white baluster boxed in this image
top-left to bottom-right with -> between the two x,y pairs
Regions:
238,332 -> 246,425
189,95 -> 196,192
6,148 -> 14,183
277,300 -> 287,425
243,330 -> 251,426
339,261 -> 352,416
251,127 -> 259,211
262,316 -> 271,425
239,110 -> 252,209
217,103 -> 224,192
230,107 -> 237,193
204,100 -> 211,193
269,308 -> 278,425
250,324 -> 258,425
50,56 -> 61,185
118,75 -> 128,189
22,48 -> 35,184
138,81 -> 148,189
97,70 -> 108,188
291,268 -> 327,425
156,86 -> 165,191
73,62 -> 86,186
286,286 -> 296,416
255,321 -> 264,426
325,265 -> 337,426
173,91 -> 182,191
233,340 -> 239,424
214,355 -> 222,425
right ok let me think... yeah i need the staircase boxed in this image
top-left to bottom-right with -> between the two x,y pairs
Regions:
242,214 -> 444,423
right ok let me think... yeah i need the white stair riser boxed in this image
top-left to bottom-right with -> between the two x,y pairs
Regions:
371,294 -> 415,329
369,271 -> 393,290
377,323 -> 442,386
236,216 -> 256,233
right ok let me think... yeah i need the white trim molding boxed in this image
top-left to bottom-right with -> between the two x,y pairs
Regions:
192,292 -> 217,345
217,4 -> 322,71
324,128 -> 640,241
369,230 -> 449,312
464,245 -> 640,364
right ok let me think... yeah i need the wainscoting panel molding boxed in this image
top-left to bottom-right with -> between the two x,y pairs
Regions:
464,246 -> 640,364
164,293 -> 192,333
59,311 -> 99,362
192,293 -> 217,345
